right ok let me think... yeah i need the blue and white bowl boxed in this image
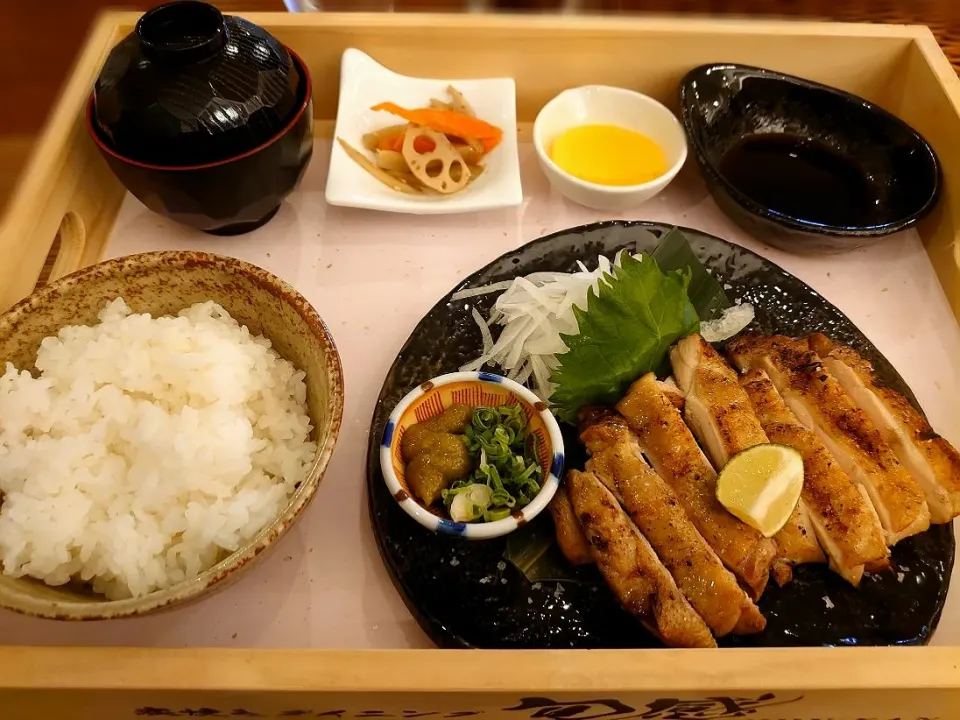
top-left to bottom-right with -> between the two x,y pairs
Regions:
380,371 -> 564,540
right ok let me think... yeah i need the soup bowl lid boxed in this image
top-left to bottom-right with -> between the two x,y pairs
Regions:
92,1 -> 301,167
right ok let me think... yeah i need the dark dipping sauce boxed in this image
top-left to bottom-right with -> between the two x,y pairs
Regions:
719,134 -> 878,227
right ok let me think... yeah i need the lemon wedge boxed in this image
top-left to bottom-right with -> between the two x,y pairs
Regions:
716,444 -> 804,537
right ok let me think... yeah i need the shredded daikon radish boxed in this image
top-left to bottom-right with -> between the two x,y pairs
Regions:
459,256 -> 624,400
514,361 -> 534,386
457,229 -> 744,405
471,306 -> 494,356
452,281 -> 515,300
507,360 -> 527,381
700,302 -> 756,342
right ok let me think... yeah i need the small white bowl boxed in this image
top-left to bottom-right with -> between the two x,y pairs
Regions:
326,49 -> 523,215
533,85 -> 688,211
380,372 -> 564,540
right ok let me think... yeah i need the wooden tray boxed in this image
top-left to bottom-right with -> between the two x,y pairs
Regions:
1,12 -> 960,720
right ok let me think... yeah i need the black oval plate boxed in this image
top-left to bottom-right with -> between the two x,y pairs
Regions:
365,221 -> 955,649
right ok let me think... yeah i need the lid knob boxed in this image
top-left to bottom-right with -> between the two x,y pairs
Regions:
136,1 -> 227,65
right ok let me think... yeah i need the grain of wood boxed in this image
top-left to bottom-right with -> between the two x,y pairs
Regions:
0,646 -> 958,720
0,11 -> 959,713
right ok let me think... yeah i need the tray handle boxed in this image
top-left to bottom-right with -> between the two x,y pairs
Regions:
34,211 -> 87,288
0,12 -> 131,313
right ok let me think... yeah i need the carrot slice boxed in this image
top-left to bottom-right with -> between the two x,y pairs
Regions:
371,102 -> 503,147
377,132 -> 405,153
414,135 -> 437,154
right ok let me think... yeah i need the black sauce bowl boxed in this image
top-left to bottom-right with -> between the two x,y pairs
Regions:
679,63 -> 941,254
87,48 -> 313,236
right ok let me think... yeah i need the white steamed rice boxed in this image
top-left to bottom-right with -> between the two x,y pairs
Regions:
0,298 -> 316,600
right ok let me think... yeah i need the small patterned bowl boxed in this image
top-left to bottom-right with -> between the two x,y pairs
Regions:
380,372 -> 564,540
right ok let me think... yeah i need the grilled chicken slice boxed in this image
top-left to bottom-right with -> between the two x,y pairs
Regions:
808,333 -> 960,524
727,333 -> 930,545
658,376 -> 686,411
566,470 -> 717,648
671,334 -> 769,466
740,369 -> 890,584
767,505 -> 824,585
548,486 -> 594,566
581,414 -> 765,636
670,334 -> 825,585
616,373 -> 777,598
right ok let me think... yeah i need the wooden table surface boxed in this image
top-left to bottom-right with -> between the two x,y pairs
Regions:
2,0 -> 958,217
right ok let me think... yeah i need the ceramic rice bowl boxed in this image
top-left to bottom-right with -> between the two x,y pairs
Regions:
0,251 -> 344,620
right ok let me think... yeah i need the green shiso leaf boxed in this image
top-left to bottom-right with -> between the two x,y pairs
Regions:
504,517 -> 594,584
651,227 -> 732,321
548,252 -> 700,423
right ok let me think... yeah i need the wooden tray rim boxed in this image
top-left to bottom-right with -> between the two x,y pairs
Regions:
4,10 -> 960,306
1,646 -> 959,691
0,10 -> 949,234
1,10 -> 960,702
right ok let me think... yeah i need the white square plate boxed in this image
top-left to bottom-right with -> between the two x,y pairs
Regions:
325,49 -> 523,215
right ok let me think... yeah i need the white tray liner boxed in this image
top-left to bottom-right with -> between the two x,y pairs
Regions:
1,140 -> 957,648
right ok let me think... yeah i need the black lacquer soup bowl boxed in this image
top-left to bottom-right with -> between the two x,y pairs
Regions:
87,1 -> 313,235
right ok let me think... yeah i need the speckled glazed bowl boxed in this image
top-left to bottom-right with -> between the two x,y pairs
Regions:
0,251 -> 344,620
380,371 -> 564,540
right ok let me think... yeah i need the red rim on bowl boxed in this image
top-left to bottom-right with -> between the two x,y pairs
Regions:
86,46 -> 313,172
